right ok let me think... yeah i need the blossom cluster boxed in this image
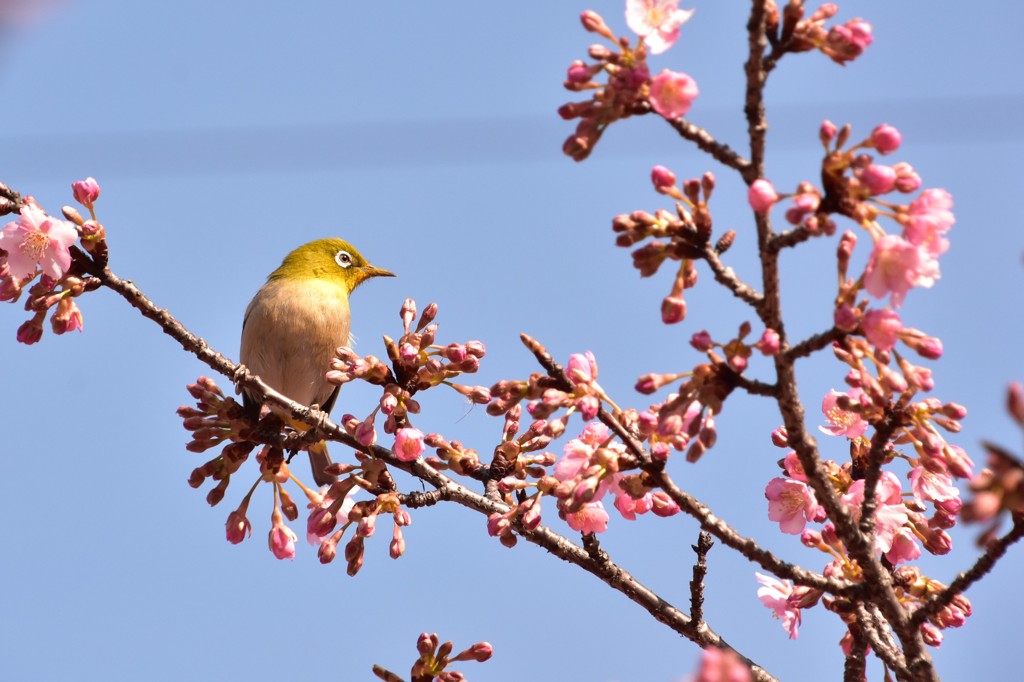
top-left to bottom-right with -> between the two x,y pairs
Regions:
778,2 -> 874,65
613,167 -> 730,324
179,300 -> 492,569
560,2 -> 698,161
0,178 -> 105,344
372,632 -> 493,682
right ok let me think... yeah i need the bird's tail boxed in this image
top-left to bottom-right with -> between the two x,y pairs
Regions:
308,440 -> 337,488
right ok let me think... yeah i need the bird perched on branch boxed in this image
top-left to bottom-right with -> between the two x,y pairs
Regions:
240,238 -> 394,486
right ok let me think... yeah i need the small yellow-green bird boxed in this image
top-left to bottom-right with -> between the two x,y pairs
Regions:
240,238 -> 394,486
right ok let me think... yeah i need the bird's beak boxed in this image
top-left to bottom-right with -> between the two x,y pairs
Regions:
362,264 -> 396,279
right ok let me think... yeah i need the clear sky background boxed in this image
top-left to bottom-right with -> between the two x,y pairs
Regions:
1,1 -> 1022,680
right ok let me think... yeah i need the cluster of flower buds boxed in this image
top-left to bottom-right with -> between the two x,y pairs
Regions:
561,4 -> 698,160
372,633 -> 493,682
560,11 -> 652,161
1,179 -> 106,344
489,351 -> 610,423
614,167 -> 735,324
895,567 -> 973,646
772,1 -> 873,65
178,377 -> 259,503
327,299 -> 488,437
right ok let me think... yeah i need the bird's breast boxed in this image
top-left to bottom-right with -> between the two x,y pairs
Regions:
240,278 -> 351,410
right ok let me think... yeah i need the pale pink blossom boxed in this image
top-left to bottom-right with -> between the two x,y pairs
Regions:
842,473 -> 913,559
565,501 -> 609,534
567,350 -> 598,385
904,189 -> 954,256
820,389 -> 868,438
870,124 -> 902,154
613,488 -> 654,520
393,427 -> 426,462
648,69 -> 699,120
0,204 -> 78,280
863,234 -> 937,307
886,526 -> 922,564
861,308 -> 903,351
765,477 -> 820,534
747,179 -> 779,213
782,451 -> 807,482
755,573 -> 802,639
695,647 -> 752,682
909,466 -> 960,507
625,0 -> 694,54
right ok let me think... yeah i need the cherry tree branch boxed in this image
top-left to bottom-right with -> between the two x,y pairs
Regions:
11,227 -> 779,682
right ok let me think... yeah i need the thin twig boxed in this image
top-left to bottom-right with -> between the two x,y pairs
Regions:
689,531 -> 713,625
911,515 -> 1024,627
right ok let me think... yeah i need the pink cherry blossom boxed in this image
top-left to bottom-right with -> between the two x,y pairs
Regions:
648,69 -> 699,120
625,0 -> 694,54
886,527 -> 922,564
0,204 -> 78,280
904,188 -> 954,256
566,351 -> 598,385
842,473 -> 913,560
861,308 -> 903,351
747,179 -> 779,213
695,647 -> 752,682
782,451 -> 807,482
765,477 -> 820,534
909,466 -> 960,507
613,488 -> 654,520
755,572 -> 802,639
894,163 -> 922,194
820,389 -> 868,439
862,234 -> 937,307
565,501 -> 609,534
393,427 -> 426,462
870,124 -> 902,154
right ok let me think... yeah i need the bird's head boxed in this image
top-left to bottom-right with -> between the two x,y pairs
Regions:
268,238 -> 395,294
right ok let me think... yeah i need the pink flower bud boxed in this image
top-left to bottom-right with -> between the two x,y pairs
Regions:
72,177 -> 100,208
225,509 -> 252,544
580,10 -> 615,40
567,351 -> 598,384
650,165 -> 678,195
755,328 -> 780,356
859,164 -> 896,195
690,330 -> 713,351
16,314 -> 45,345
747,179 -> 779,213
650,491 -> 681,517
771,426 -> 789,448
893,162 -> 922,193
661,295 -> 686,324
820,119 -> 837,144
870,124 -> 902,154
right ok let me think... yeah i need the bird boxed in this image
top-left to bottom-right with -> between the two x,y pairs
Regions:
240,238 -> 394,486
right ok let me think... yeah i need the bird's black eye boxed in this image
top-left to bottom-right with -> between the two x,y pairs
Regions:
335,250 -> 353,268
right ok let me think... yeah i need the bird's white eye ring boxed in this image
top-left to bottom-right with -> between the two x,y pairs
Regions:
335,250 -> 353,268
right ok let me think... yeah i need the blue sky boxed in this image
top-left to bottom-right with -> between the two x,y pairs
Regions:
1,1 -> 1022,680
